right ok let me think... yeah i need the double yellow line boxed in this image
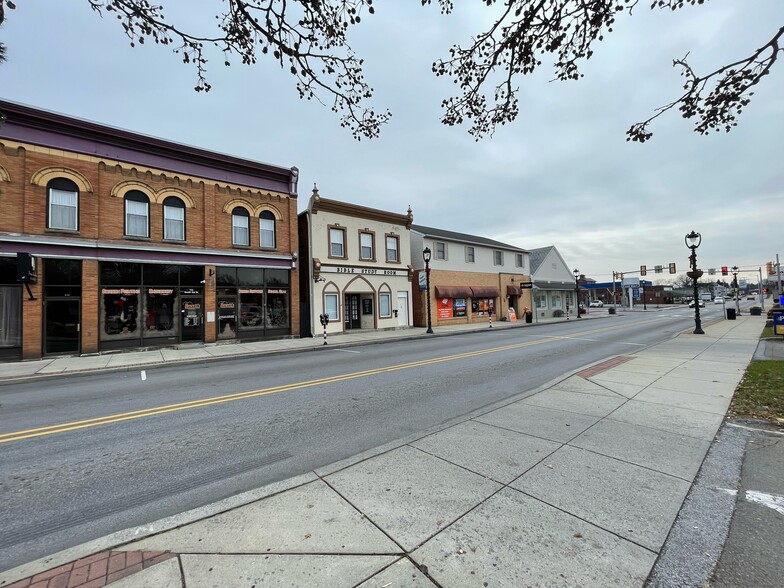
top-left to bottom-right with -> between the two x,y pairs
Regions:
1,336 -> 563,445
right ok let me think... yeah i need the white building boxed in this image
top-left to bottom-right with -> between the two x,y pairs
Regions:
298,187 -> 414,337
529,246 -> 579,318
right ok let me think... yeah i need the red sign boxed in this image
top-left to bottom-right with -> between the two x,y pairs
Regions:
437,297 -> 453,319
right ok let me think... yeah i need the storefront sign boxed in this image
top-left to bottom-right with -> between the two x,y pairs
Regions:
239,288 -> 264,294
321,265 -> 402,276
437,297 -> 453,319
101,288 -> 140,295
147,288 -> 174,295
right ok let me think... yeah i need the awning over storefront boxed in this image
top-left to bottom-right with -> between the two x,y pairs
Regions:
435,285 -> 472,298
471,286 -> 501,298
507,285 -> 522,296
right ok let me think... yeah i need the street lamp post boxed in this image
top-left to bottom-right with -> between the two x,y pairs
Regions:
685,231 -> 704,334
731,265 -> 741,316
573,269 -> 581,319
423,247 -> 434,334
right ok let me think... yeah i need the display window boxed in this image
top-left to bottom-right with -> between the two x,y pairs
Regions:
144,288 -> 177,337
453,298 -> 467,317
267,289 -> 289,328
217,299 -> 237,339
101,288 -> 141,340
239,289 -> 265,329
471,298 -> 495,315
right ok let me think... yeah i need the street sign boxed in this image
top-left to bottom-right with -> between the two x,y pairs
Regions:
520,282 -> 533,289
773,313 -> 784,336
632,288 -> 640,298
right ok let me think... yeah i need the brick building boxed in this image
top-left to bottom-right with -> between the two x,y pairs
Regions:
0,101 -> 299,360
410,225 -> 532,328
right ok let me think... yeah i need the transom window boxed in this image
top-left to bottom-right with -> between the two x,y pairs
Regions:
465,246 -> 475,263
360,232 -> 374,260
386,235 -> 399,262
330,227 -> 346,258
47,178 -> 79,231
163,196 -> 185,241
124,190 -> 150,238
435,242 -> 446,260
232,207 -> 250,246
260,211 -> 276,249
494,250 -> 503,266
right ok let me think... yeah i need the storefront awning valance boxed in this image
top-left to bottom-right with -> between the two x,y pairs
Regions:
435,285 -> 472,298
507,285 -> 522,296
471,286 -> 501,298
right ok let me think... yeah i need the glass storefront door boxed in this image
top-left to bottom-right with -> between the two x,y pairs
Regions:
45,298 -> 80,355
181,297 -> 203,342
0,286 -> 22,360
345,294 -> 360,329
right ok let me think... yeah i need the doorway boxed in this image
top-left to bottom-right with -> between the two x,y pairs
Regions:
45,298 -> 80,355
181,297 -> 203,342
345,294 -> 360,329
397,291 -> 409,326
0,286 -> 22,360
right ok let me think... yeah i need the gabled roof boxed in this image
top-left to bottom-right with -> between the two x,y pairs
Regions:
529,246 -> 556,273
411,224 -> 528,253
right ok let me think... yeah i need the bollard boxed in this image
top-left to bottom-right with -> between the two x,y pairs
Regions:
489,312 -> 493,328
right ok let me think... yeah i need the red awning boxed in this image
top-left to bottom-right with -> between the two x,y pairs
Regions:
507,285 -> 522,296
435,285 -> 472,298
471,286 -> 501,298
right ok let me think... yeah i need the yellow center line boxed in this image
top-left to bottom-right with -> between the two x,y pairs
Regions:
0,315 -> 666,445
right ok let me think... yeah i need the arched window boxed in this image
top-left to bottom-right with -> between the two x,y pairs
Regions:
47,178 -> 80,231
124,190 -> 149,237
259,210 -> 276,249
163,196 -> 186,241
232,207 -> 250,246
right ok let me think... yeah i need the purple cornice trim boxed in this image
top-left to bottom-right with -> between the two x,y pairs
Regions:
1,241 -> 291,268
0,100 -> 296,195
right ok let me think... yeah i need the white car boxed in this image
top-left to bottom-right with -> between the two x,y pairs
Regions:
688,300 -> 705,308
589,300 -> 604,308
714,298 -> 724,304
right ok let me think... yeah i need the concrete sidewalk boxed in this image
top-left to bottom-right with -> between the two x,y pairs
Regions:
0,314 -> 767,588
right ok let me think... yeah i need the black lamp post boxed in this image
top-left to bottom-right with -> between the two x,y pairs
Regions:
685,230 -> 704,334
423,247 -> 433,334
573,268 -> 581,319
731,265 -> 741,316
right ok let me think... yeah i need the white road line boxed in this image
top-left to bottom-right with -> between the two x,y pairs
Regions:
745,490 -> 784,515
329,348 -> 361,354
140,370 -> 147,381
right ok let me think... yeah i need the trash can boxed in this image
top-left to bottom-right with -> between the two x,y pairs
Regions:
750,307 -> 762,316
726,308 -> 736,320
608,307 -> 616,315
525,311 -> 533,324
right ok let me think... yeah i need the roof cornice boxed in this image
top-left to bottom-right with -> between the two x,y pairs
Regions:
310,191 -> 413,228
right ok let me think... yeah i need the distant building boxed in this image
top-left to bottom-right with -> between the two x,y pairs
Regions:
529,246 -> 579,318
410,225 -> 531,327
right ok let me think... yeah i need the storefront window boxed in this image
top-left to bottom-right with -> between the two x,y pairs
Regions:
552,293 -> 562,308
101,262 -> 141,286
471,298 -> 494,315
101,288 -> 140,339
453,298 -> 467,317
267,289 -> 289,328
239,289 -> 265,329
537,293 -> 547,308
218,299 -> 237,339
144,288 -> 177,337
266,269 -> 289,286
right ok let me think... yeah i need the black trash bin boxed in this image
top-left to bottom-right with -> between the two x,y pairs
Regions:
525,311 -> 533,324
750,307 -> 762,316
608,307 -> 616,315
726,308 -> 736,320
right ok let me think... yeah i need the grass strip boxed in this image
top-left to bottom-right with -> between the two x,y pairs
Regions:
729,360 -> 784,422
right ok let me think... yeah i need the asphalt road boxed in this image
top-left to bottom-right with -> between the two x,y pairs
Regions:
0,306 -> 724,571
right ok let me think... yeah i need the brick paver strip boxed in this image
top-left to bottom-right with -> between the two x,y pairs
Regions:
576,355 -> 635,379
6,551 -> 175,588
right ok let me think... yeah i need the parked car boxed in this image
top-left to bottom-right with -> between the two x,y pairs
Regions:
589,300 -> 604,308
714,298 -> 724,304
688,300 -> 705,308
747,294 -> 756,301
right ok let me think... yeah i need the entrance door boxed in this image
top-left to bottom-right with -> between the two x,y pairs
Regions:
396,291 -> 409,326
45,298 -> 80,355
345,294 -> 360,329
181,298 -> 203,342
0,287 -> 22,359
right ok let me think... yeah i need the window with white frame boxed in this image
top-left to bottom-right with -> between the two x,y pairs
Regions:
515,253 -> 523,268
163,196 -> 185,241
325,293 -> 339,321
379,293 -> 391,317
435,241 -> 446,260
47,178 -> 79,231
360,232 -> 374,260
232,207 -> 250,246
386,235 -> 399,262
494,250 -> 503,266
124,190 -> 149,237
536,293 -> 547,308
260,210 -> 276,248
329,227 -> 346,257
551,292 -> 562,308
465,246 -> 475,263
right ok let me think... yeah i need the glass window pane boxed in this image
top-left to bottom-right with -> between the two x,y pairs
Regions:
266,269 -> 289,286
44,259 -> 82,285
386,237 -> 398,262
360,233 -> 373,259
100,288 -> 140,340
143,264 -> 180,286
216,267 -> 237,286
143,288 -> 177,337
233,213 -> 250,246
126,199 -> 149,237
325,294 -> 339,321
260,217 -> 275,248
330,229 -> 344,257
379,293 -> 391,317
239,291 -> 264,330
238,268 -> 264,287
49,188 -> 78,230
266,289 -> 289,328
100,262 -> 142,285
164,205 -> 185,240
179,264 -> 203,286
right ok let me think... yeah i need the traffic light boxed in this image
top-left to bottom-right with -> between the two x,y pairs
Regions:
721,266 -> 728,276
640,265 -> 647,276
768,261 -> 775,275
668,262 -> 676,274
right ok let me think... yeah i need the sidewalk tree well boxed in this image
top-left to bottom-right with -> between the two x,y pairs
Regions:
2,0 -> 781,140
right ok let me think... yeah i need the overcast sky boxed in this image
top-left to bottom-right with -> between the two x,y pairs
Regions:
1,1 -> 781,282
